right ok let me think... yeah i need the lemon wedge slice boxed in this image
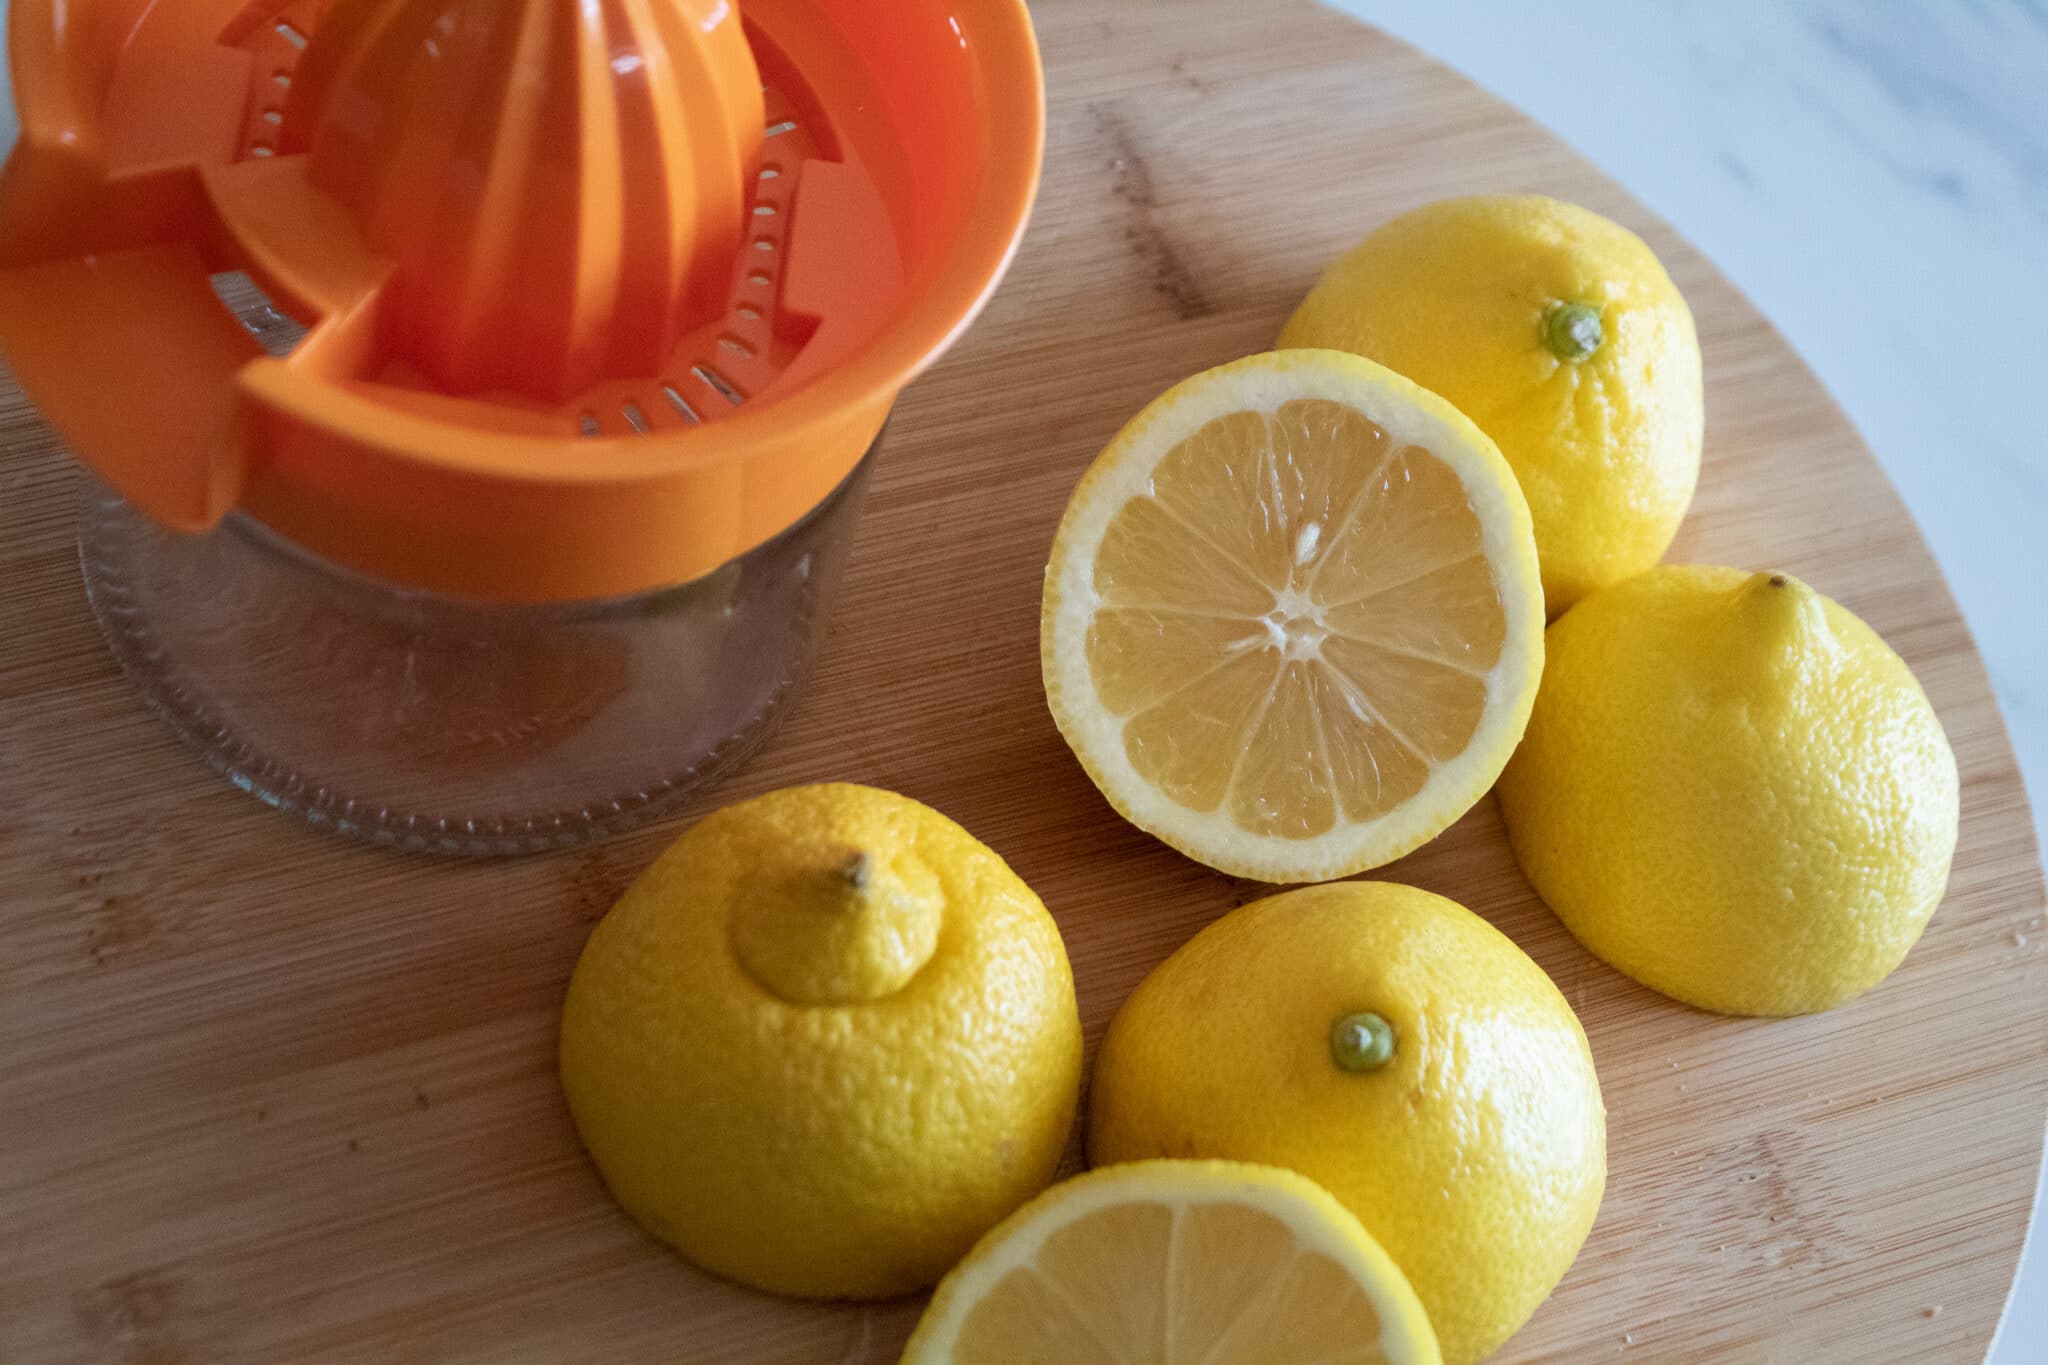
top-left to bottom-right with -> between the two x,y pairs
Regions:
902,1159 -> 1442,1365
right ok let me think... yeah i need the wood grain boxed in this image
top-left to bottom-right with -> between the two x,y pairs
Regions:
3,3 -> 2044,1361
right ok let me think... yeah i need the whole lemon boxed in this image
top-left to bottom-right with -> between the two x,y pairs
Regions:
559,783 -> 1083,1299
1497,565 -> 1959,1016
1280,194 -> 1703,613
1088,881 -> 1606,1365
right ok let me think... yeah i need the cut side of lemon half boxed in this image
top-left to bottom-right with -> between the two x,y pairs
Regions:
1041,349 -> 1543,882
901,1159 -> 1442,1365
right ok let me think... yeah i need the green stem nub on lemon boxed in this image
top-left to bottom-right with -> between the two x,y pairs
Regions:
1330,1010 -> 1397,1072
1280,195 -> 1704,613
1089,881 -> 1606,1365
1541,301 -> 1604,362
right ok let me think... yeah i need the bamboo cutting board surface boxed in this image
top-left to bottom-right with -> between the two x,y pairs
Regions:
4,2 -> 2046,1360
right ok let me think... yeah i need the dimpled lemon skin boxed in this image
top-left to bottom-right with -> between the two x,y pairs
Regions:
1280,195 -> 1703,614
1497,565 -> 1960,1017
559,784 -> 1083,1299
1088,882 -> 1607,1365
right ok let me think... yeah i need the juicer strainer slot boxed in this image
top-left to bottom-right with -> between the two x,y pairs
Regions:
211,272 -> 307,358
661,385 -> 704,423
221,0 -> 333,160
693,364 -> 747,406
576,372 -> 742,437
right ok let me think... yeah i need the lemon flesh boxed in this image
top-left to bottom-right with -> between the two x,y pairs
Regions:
1042,349 -> 1543,882
1498,565 -> 1960,1015
902,1159 -> 1442,1365
1088,882 -> 1607,1365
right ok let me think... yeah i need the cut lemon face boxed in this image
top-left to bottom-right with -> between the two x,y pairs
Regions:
900,1159 -> 1442,1365
1042,349 -> 1543,882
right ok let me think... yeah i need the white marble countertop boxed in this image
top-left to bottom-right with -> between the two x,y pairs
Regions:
4,1 -> 2044,1357
1331,4 -> 2048,1359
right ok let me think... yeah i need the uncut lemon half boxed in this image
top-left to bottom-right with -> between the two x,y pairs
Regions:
1041,349 -> 1543,882
900,1158 -> 1442,1365
559,783 -> 1082,1300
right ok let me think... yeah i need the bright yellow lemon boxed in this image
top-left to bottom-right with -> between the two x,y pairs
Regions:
559,783 -> 1083,1298
1089,882 -> 1606,1365
1282,195 -> 1703,613
1497,565 -> 1960,1015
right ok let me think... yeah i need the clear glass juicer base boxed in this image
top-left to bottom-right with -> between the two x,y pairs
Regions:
78,457 -> 870,855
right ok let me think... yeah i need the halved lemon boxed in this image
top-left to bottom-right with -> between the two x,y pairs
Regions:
900,1159 -> 1442,1365
1041,349 -> 1543,882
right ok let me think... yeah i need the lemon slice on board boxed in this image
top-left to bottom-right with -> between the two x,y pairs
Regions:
1041,349 -> 1543,882
900,1159 -> 1442,1365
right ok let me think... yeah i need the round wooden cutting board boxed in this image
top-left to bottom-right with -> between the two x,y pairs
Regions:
2,2 -> 2044,1360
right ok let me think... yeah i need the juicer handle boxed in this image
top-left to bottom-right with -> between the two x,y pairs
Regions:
0,244 -> 261,529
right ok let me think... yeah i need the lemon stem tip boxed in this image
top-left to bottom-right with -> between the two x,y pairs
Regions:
1330,1011 -> 1396,1072
1742,570 -> 1808,607
1542,302 -> 1604,362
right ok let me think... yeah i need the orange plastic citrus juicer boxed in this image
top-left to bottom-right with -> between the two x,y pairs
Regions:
0,0 -> 1042,601
0,0 -> 1043,851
